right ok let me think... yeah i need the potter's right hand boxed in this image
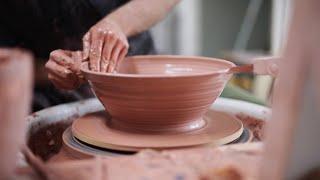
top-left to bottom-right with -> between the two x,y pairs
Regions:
82,18 -> 129,73
45,49 -> 85,90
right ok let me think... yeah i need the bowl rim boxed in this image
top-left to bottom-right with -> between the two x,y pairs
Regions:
80,55 -> 236,78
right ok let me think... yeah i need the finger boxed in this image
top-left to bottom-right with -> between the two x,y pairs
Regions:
48,74 -> 70,88
46,57 -> 80,90
49,50 -> 73,68
48,74 -> 75,90
71,51 -> 83,73
89,30 -> 104,71
105,31 -> 117,60
101,31 -> 117,72
82,32 -> 91,60
50,49 -> 72,57
114,47 -> 128,72
71,51 -> 83,62
100,53 -> 109,73
108,40 -> 122,73
71,51 -> 85,83
45,60 -> 73,79
47,66 -> 79,90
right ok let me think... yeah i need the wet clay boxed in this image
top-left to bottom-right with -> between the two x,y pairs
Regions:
71,109 -> 243,151
0,49 -> 33,178
28,122 -> 71,161
81,55 -> 235,133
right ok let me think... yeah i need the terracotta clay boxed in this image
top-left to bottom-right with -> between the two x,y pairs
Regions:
81,55 -> 236,133
0,49 -> 33,178
25,97 -> 268,161
63,128 -> 252,158
79,55 -> 278,133
71,109 -> 243,151
46,49 -> 278,91
61,128 -> 133,157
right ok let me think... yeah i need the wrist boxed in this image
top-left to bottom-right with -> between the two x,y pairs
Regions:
103,12 -> 134,37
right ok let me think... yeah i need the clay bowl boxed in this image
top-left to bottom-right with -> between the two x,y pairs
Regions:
80,55 -> 235,133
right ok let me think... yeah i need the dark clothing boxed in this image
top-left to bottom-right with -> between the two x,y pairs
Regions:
0,0 -> 156,57
0,0 -> 156,111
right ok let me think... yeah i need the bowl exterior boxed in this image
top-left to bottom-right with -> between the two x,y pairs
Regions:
85,73 -> 232,132
81,55 -> 235,133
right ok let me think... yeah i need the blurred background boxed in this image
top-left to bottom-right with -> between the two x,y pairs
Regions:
151,0 -> 292,106
0,0 -> 293,110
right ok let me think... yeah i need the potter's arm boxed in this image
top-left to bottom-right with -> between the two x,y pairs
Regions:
106,0 -> 181,37
47,0 -> 181,89
82,0 -> 181,72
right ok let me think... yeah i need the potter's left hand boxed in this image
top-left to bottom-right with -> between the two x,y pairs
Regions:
82,18 -> 129,73
45,50 -> 85,90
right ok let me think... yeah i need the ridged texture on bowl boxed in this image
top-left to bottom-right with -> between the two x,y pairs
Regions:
81,55 -> 234,133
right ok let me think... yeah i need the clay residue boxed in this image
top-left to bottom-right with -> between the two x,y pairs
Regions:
28,122 -> 71,161
42,113 -> 266,163
25,112 -> 265,179
200,165 -> 244,180
236,113 -> 265,141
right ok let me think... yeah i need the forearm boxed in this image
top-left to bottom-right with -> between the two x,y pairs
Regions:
105,0 -> 180,37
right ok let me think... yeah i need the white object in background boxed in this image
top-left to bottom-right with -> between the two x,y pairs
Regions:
150,11 -> 178,54
151,0 -> 202,55
252,0 -> 293,101
175,0 -> 202,55
271,0 -> 293,55
213,98 -> 270,120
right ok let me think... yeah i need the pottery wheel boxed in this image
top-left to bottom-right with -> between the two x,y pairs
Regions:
71,109 -> 243,151
63,127 -> 251,157
62,128 -> 133,157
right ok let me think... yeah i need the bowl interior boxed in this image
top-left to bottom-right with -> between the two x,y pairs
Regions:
81,55 -> 235,77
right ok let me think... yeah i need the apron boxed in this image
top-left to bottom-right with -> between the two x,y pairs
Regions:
0,0 -> 156,111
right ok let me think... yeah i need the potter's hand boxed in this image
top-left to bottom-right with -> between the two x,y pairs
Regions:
83,18 -> 129,73
45,50 -> 84,90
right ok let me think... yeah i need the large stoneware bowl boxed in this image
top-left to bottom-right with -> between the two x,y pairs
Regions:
81,55 -> 235,133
